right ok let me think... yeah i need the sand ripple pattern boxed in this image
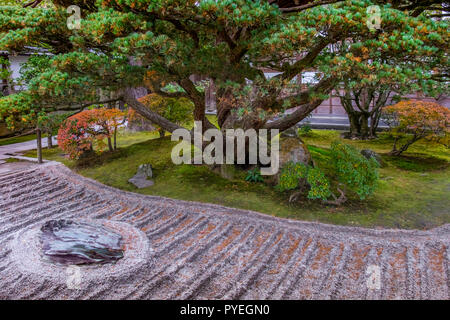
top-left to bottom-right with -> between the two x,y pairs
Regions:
0,163 -> 449,300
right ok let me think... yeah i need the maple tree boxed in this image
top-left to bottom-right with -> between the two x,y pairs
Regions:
382,100 -> 450,155
57,108 -> 124,159
0,0 -> 448,160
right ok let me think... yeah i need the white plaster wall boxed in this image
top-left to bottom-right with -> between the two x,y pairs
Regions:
9,55 -> 29,90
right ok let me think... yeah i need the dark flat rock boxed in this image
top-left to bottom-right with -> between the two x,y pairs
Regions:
40,219 -> 124,265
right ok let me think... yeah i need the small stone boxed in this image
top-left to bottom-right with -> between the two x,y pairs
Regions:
128,164 -> 154,188
128,176 -> 154,188
137,164 -> 153,178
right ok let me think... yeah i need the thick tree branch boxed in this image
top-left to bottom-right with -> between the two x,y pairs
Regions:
274,76 -> 336,109
264,98 -> 323,131
278,0 -> 341,13
23,0 -> 43,8
123,88 -> 183,133
271,0 -> 448,15
264,76 -> 337,131
278,36 -> 333,82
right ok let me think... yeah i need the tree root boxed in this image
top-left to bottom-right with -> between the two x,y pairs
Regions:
323,187 -> 347,206
288,191 -> 303,203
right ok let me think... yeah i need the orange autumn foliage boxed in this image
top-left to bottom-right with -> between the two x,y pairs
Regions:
57,108 -> 125,159
382,100 -> 450,155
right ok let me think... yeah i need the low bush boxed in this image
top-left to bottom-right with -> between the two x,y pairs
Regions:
278,141 -> 379,205
330,141 -> 379,201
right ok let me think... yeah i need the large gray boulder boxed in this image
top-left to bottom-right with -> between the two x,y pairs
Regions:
128,164 -> 154,188
279,137 -> 313,169
269,137 -> 313,184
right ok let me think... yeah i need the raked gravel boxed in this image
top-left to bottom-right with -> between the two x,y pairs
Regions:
0,161 -> 448,299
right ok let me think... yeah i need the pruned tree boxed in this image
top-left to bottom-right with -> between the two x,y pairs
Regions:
339,83 -> 392,139
57,108 -> 125,159
382,100 -> 450,155
0,0 -> 448,162
336,40 -> 448,140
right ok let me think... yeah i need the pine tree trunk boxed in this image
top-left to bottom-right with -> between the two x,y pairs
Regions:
348,113 -> 361,138
36,128 -> 43,164
360,114 -> 370,139
369,117 -> 378,138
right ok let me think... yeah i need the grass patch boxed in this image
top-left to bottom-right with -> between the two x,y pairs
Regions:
384,154 -> 449,172
302,130 -> 450,161
0,134 -> 36,146
24,129 -> 450,230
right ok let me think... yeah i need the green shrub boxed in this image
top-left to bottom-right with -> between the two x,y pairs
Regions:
278,141 -> 379,205
278,162 -> 330,201
330,141 -> 379,200
305,167 -> 332,201
278,162 -> 308,191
